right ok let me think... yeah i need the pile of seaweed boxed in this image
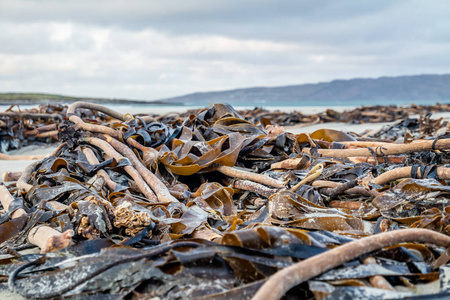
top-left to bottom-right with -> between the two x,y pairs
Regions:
0,104 -> 110,153
1,102 -> 450,299
155,102 -> 450,127
2,102 -> 450,154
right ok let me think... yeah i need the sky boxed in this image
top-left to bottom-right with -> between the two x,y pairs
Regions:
1,0 -> 450,101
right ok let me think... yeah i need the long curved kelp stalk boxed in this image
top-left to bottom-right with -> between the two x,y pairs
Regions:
253,229 -> 450,300
1,102 -> 450,299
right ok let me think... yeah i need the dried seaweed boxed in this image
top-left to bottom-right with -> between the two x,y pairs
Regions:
1,101 -> 450,299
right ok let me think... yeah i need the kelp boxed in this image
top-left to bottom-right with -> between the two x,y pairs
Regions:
0,104 -> 110,153
1,101 -> 450,299
154,103 -> 450,128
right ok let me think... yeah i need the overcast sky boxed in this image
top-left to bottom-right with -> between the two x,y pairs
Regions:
1,0 -> 449,100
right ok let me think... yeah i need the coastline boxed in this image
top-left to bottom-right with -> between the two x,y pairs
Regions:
2,108 -> 450,177
1,104 -> 450,299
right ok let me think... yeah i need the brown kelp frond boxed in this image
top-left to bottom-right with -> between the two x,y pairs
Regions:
1,102 -> 450,299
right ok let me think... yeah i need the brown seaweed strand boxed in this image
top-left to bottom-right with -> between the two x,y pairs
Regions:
252,229 -> 450,300
0,185 -> 27,219
372,166 -> 450,186
232,180 -> 278,198
362,257 -> 394,291
16,161 -> 40,194
67,101 -> 129,121
0,185 -> 73,253
302,139 -> 450,158
0,153 -> 47,161
216,165 -> 285,188
85,137 -> 157,201
99,134 -> 180,204
69,115 -> 120,138
82,148 -> 121,192
290,163 -> 323,192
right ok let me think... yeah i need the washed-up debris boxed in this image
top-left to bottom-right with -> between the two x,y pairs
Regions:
0,103 -> 109,157
154,102 -> 450,127
1,101 -> 450,299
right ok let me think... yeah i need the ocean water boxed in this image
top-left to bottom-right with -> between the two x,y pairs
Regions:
0,99 -> 447,116
0,103 -> 354,116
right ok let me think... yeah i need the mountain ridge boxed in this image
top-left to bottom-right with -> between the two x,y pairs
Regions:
1,74 -> 449,106
157,74 -> 450,106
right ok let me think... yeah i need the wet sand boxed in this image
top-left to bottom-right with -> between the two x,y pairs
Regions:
0,145 -> 56,176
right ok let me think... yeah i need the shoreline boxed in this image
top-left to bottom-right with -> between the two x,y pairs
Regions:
2,108 -> 450,177
0,106 -> 369,176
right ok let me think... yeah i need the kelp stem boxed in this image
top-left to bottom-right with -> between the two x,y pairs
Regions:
216,165 -> 285,188
85,137 -> 157,201
16,161 -> 39,194
347,155 -> 406,165
2,172 -> 22,182
69,115 -> 119,138
302,139 -> 450,158
0,185 -> 27,219
362,257 -> 394,291
252,229 -> 450,300
82,148 -> 122,192
232,180 -> 278,198
0,185 -> 72,253
67,101 -> 128,121
27,226 -> 73,253
270,158 -> 302,170
372,166 -> 450,186
100,134 -> 180,204
0,153 -> 47,161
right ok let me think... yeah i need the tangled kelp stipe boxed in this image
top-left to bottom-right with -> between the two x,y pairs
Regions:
1,102 -> 450,299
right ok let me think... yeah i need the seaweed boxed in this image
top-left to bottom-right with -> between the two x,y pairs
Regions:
1,101 -> 450,299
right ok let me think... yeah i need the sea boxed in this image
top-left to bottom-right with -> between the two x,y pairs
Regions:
0,99 -> 447,116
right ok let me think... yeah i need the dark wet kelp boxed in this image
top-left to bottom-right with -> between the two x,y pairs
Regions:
1,102 -> 450,299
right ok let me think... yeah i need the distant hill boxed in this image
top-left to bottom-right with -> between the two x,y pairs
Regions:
157,74 -> 450,106
2,74 -> 450,107
0,93 -> 178,105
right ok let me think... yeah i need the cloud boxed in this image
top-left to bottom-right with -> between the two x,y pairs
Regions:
0,0 -> 449,100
